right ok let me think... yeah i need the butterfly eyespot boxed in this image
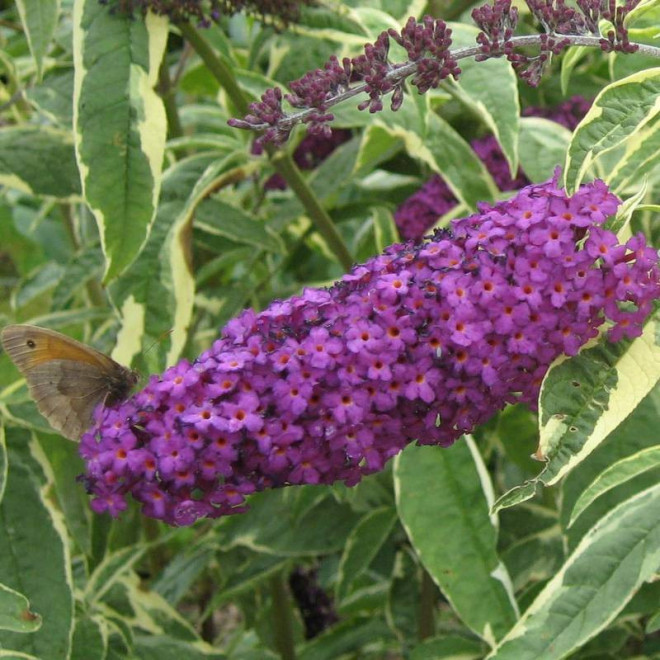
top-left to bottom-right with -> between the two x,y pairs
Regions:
27,340 -> 36,348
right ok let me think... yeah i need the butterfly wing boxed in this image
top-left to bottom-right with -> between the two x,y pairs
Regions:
1,324 -> 117,371
23,360 -> 118,440
1,324 -> 137,440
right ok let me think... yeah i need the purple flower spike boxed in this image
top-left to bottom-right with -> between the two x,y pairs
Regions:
80,175 -> 659,526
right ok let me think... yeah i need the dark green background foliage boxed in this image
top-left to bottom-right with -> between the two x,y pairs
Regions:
0,0 -> 659,658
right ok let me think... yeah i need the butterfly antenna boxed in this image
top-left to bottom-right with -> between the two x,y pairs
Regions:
143,329 -> 173,357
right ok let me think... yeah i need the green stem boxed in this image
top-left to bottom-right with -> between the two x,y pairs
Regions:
178,21 -> 353,271
158,53 -> 184,140
270,151 -> 354,271
199,575 -> 217,642
141,516 -> 169,579
59,204 -> 106,308
418,568 -> 437,640
270,572 -> 297,660
178,22 -> 248,116
89,514 -> 112,572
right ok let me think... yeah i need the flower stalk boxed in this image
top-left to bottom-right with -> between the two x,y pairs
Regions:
228,1 -> 659,147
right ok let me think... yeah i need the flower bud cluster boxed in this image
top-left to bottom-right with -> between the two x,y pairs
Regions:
230,0 -> 642,142
390,17 -> 461,96
102,0 -> 311,26
80,175 -> 659,526
595,0 -> 641,53
229,17 -> 459,147
473,0 -> 519,55
289,567 -> 339,639
474,0 -> 639,83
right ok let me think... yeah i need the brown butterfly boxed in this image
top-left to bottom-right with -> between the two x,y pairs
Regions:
1,324 -> 138,441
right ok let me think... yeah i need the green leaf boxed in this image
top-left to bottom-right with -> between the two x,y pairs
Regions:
386,548 -> 421,642
394,439 -> 519,644
5,309 -> 114,335
565,67 -> 660,192
501,531 -> 564,593
376,0 -> 427,21
647,609 -> 660,634
37,433 -> 91,557
487,482 -> 660,659
0,126 -> 81,199
560,47 -> 588,95
132,635 -> 226,659
215,488 -> 361,557
355,125 -> 402,175
267,33 -> 338,85
194,247 -> 254,287
424,112 -> 498,208
153,546 -> 215,606
106,573 -> 199,642
372,206 -> 399,253
0,584 -> 41,633
0,202 -> 44,276
0,426 -> 6,506
84,545 -> 146,608
271,138 -> 362,226
336,507 -> 397,602
349,7 -> 405,39
73,5 -> 168,281
568,445 -> 660,527
411,635 -> 485,659
179,104 -> 235,134
492,481 -> 539,513
537,318 -> 660,484
0,395 -> 50,438
15,0 -> 59,80
297,617 -> 393,660
11,262 -> 65,311
450,24 -> 520,176
379,108 -> 497,211
494,316 -> 660,512
25,70 -> 75,127
518,118 -> 571,184
166,133 -> 242,153
496,404 -> 540,475
0,433 -> 73,659
51,247 -> 104,310
627,0 -> 660,28
292,9 -> 369,46
195,198 -> 284,254
609,182 -> 647,235
70,615 -> 107,660
607,113 -> 660,194
205,553 -> 290,609
108,154 -> 218,372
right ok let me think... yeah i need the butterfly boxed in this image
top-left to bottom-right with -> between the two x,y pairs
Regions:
1,324 -> 138,441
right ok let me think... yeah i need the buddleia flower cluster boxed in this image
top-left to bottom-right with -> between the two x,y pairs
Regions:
80,174 -> 659,526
